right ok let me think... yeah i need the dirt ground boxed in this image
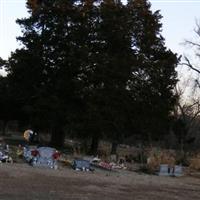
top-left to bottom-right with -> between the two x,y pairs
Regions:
0,164 -> 200,200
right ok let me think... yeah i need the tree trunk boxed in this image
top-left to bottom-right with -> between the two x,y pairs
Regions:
50,125 -> 65,148
2,120 -> 8,136
148,132 -> 153,148
111,141 -> 118,154
89,136 -> 99,155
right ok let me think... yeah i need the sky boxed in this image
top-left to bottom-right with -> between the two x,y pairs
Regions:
1,0 -> 29,60
0,0 -> 200,62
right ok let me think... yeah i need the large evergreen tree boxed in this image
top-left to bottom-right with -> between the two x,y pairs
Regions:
126,0 -> 178,141
1,0 -> 178,148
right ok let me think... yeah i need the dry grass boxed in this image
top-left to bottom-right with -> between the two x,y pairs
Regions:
189,153 -> 200,170
147,149 -> 176,171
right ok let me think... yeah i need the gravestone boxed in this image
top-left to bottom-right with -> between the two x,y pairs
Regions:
173,165 -> 183,177
159,164 -> 170,176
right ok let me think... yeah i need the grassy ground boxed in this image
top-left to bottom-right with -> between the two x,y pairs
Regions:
0,163 -> 200,200
1,135 -> 200,199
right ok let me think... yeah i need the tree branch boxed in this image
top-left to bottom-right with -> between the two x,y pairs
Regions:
181,56 -> 200,74
185,40 -> 200,49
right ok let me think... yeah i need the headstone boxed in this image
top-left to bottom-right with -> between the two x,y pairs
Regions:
159,164 -> 170,176
73,159 -> 91,171
37,147 -> 56,158
110,154 -> 117,162
173,165 -> 183,177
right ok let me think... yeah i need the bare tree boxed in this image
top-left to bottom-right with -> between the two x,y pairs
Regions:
175,21 -> 200,149
173,79 -> 200,150
182,20 -> 200,82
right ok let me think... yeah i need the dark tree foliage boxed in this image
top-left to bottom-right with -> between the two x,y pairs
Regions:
0,59 -> 23,135
126,0 -> 178,141
0,0 -> 178,149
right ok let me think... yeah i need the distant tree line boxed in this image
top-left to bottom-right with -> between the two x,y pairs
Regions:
0,0 -> 178,152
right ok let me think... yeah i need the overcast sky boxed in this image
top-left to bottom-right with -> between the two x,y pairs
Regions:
0,0 -> 200,60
